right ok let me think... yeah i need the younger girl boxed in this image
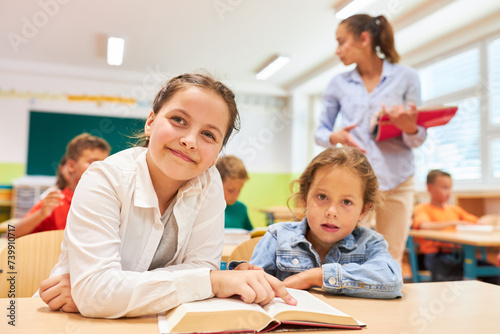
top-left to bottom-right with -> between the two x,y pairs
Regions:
233,146 -> 402,299
39,73 -> 295,318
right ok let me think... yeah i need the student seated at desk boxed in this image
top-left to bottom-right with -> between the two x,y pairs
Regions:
230,147 -> 403,299
38,73 -> 296,319
216,155 -> 253,231
413,169 -> 499,283
15,133 -> 110,238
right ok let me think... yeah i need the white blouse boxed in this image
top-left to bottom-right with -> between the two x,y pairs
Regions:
49,147 -> 226,318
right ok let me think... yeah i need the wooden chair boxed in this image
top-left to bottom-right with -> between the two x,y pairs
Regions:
227,236 -> 263,263
406,234 -> 431,283
0,229 -> 64,297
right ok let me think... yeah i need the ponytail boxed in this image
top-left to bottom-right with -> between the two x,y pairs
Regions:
341,14 -> 400,63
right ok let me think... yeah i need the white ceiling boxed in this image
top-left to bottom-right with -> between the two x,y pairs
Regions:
1,0 -> 500,96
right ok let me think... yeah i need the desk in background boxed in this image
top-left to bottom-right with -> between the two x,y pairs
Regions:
258,206 -> 305,225
410,229 -> 500,279
1,281 -> 499,333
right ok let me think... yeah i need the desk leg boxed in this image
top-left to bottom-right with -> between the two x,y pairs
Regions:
463,245 -> 477,280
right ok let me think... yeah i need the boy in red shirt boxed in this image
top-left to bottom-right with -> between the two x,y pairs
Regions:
15,133 -> 110,237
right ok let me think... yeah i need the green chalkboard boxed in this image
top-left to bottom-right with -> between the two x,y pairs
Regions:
27,111 -> 145,176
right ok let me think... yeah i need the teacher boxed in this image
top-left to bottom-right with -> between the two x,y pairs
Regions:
315,14 -> 427,265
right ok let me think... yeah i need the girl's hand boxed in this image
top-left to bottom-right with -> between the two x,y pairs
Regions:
233,263 -> 264,271
39,274 -> 79,313
381,102 -> 418,134
329,124 -> 366,153
40,190 -> 64,218
283,268 -> 323,290
210,270 -> 297,306
496,252 -> 500,267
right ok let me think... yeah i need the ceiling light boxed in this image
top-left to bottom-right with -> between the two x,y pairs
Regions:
255,55 -> 291,80
335,0 -> 377,20
107,36 -> 125,66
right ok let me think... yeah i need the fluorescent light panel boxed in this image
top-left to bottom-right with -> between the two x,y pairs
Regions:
107,37 -> 125,66
256,55 -> 290,80
335,0 -> 377,20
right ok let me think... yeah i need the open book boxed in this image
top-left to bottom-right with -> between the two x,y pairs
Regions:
371,106 -> 458,142
158,289 -> 364,333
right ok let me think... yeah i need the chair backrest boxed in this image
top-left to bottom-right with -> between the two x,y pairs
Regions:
0,229 -> 64,297
227,236 -> 262,263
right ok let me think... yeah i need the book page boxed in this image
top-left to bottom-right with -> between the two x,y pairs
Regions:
161,296 -> 273,333
262,289 -> 358,326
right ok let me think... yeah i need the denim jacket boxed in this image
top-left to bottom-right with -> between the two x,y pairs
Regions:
230,219 -> 402,299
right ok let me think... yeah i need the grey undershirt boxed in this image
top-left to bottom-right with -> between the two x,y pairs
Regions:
148,200 -> 179,270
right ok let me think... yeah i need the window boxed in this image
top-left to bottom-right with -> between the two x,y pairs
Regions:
491,138 -> 500,179
415,36 -> 500,190
488,39 -> 500,125
415,98 -> 481,182
419,48 -> 479,101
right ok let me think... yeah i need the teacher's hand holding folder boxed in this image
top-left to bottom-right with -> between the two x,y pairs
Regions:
371,105 -> 458,142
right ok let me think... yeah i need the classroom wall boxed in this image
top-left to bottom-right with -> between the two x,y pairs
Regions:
0,66 -> 295,226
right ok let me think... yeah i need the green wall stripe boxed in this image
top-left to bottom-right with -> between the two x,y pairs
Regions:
0,163 -> 25,184
238,172 -> 296,228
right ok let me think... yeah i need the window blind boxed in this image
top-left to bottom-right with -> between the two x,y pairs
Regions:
419,48 -> 479,101
488,38 -> 500,125
415,98 -> 481,182
491,138 -> 500,178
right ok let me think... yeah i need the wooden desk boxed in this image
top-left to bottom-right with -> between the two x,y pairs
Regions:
258,206 -> 305,225
1,281 -> 499,333
410,229 -> 500,279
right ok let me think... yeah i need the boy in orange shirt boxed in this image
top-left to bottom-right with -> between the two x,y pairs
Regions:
413,170 -> 498,282
15,133 -> 110,237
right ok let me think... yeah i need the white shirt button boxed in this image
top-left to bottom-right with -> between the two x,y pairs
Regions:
194,294 -> 200,299
292,258 -> 299,265
328,277 -> 336,285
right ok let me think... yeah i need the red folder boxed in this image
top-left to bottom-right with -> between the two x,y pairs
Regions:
372,106 -> 458,142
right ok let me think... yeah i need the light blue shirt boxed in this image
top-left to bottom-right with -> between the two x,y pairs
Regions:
230,220 -> 403,299
315,60 -> 426,190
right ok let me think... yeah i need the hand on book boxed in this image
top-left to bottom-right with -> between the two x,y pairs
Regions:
210,270 -> 297,307
380,102 -> 418,135
40,273 -> 79,313
329,124 -> 366,153
283,268 -> 323,290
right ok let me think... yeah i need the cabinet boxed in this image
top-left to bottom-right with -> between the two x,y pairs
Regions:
455,191 -> 500,217
11,176 -> 56,219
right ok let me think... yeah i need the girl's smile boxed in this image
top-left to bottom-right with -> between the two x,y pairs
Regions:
168,147 -> 195,163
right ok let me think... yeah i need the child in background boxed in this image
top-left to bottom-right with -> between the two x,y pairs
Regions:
232,146 -> 403,299
412,170 -> 498,282
39,73 -> 296,318
15,133 -> 110,238
216,155 -> 253,231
